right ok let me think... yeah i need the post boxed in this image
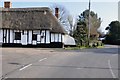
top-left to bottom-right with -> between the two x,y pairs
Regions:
88,0 -> 91,46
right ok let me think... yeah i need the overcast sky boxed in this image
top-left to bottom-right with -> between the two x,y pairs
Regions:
0,0 -> 119,33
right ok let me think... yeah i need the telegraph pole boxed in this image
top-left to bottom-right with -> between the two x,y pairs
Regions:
88,0 -> 91,46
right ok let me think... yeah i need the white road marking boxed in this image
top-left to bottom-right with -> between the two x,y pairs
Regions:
108,60 -> 116,78
76,68 -> 82,69
19,64 -> 32,71
39,58 -> 47,62
19,58 -> 47,71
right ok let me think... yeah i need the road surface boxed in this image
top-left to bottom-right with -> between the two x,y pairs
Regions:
0,45 -> 119,78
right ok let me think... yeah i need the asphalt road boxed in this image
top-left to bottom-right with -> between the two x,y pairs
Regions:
0,45 -> 119,78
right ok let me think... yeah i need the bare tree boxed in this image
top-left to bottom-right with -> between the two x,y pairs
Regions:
67,15 -> 74,36
50,4 -> 74,34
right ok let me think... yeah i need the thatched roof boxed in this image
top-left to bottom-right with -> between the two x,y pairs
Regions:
0,7 -> 66,34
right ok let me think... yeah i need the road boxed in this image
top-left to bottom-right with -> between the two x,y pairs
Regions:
0,45 -> 119,78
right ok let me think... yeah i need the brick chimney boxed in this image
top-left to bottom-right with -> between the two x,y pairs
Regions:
55,7 -> 59,19
4,1 -> 12,8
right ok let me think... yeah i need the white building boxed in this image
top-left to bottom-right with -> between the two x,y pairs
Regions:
0,1 -> 76,48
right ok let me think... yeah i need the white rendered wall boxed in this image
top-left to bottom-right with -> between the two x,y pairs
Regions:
21,30 -> 27,45
46,30 -> 50,43
28,31 -> 32,44
32,41 -> 37,45
0,29 -> 69,46
0,29 -> 3,43
63,34 -> 76,45
55,34 -> 58,42
51,33 -> 54,42
37,35 -> 41,44
51,33 -> 62,42
6,30 -> 9,43
62,35 -> 64,43
10,30 -> 13,43
58,34 -> 62,42
3,30 -> 6,43
21,35 -> 27,45
41,30 -> 45,43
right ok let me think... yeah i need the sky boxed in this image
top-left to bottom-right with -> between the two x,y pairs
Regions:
118,1 -> 120,22
1,0 -> 119,2
0,0 -> 119,33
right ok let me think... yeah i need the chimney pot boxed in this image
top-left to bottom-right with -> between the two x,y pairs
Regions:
55,7 -> 59,19
4,1 -> 12,8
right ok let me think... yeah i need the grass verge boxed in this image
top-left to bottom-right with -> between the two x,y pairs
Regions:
65,45 -> 104,50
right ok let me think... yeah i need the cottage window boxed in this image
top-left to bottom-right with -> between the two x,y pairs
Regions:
32,34 -> 37,40
15,32 -> 21,40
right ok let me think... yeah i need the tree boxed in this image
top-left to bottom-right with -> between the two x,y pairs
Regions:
80,9 -> 101,40
105,21 -> 120,45
73,18 -> 88,46
67,15 -> 74,36
73,9 -> 101,46
50,4 -> 74,34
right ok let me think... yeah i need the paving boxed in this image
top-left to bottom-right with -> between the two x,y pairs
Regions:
0,45 -> 119,78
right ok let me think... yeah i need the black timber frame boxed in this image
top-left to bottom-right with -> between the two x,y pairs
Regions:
1,29 -> 64,48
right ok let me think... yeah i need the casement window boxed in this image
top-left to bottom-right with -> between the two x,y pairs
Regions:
32,34 -> 37,40
15,32 -> 21,40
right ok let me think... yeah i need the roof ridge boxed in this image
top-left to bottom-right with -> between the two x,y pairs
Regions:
1,7 -> 51,12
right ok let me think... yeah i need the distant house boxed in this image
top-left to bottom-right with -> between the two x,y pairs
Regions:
0,1 -> 76,48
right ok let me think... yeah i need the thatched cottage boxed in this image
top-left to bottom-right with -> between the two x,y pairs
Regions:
0,1 -> 75,48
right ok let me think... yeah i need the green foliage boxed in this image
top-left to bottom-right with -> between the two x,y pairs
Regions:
73,21 -> 88,46
73,9 -> 101,46
105,21 -> 120,45
81,10 -> 101,29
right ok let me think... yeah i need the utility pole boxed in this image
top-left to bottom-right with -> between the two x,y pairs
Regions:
88,0 -> 91,46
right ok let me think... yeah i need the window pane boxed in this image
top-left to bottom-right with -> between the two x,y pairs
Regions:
15,32 -> 21,40
32,34 -> 37,40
